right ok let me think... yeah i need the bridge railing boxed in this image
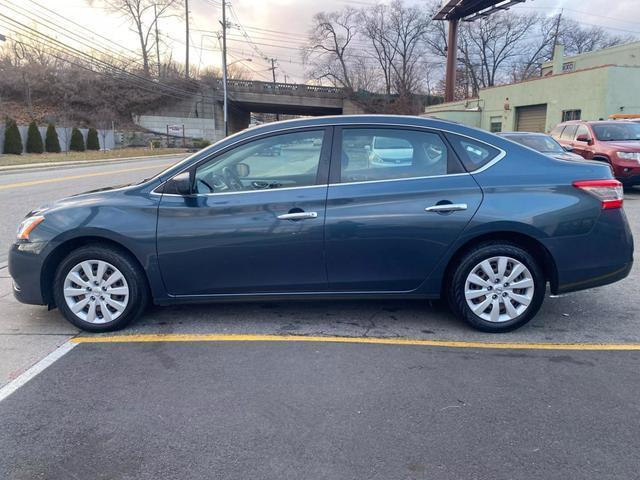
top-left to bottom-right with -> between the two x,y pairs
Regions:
221,79 -> 345,98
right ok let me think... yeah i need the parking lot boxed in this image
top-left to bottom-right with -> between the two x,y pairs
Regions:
1,157 -> 640,479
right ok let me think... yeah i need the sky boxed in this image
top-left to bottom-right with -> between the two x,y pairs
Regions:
4,0 -> 640,83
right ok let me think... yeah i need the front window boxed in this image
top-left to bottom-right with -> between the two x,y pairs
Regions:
506,134 -> 564,154
340,128 -> 453,183
592,123 -> 640,141
194,130 -> 324,194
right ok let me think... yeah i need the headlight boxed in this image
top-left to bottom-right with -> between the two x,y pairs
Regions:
16,215 -> 45,240
617,152 -> 640,162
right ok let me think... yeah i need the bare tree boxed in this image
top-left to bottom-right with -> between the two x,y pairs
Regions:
386,1 -> 431,97
303,8 -> 359,91
360,4 -> 397,96
90,0 -> 179,76
559,19 -> 633,55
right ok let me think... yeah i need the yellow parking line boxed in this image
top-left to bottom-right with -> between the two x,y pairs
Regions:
70,333 -> 640,350
0,163 -> 172,191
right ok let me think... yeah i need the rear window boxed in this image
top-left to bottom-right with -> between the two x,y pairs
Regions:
446,134 -> 501,172
560,125 -> 578,140
550,125 -> 564,138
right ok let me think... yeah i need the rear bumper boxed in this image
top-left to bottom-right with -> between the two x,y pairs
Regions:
543,209 -> 634,295
8,242 -> 47,305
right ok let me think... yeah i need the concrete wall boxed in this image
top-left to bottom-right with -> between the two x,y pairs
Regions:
134,115 -> 216,141
542,41 -> 640,76
0,125 -> 115,153
422,65 -> 634,133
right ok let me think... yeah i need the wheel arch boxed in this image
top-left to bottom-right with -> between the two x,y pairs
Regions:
41,236 -> 151,306
441,230 -> 559,296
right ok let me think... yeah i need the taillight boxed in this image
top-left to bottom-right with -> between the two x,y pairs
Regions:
573,179 -> 623,209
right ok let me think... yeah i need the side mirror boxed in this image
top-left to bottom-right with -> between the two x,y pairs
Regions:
562,145 -> 574,152
364,145 -> 371,152
166,171 -> 192,195
235,162 -> 250,178
576,134 -> 591,143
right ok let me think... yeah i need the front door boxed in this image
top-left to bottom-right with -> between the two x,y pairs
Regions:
324,126 -> 485,292
157,128 -> 332,296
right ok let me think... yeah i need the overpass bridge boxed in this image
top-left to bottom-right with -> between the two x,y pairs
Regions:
134,79 -> 366,142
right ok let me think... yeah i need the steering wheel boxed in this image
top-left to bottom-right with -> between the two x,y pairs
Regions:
197,173 -> 227,193
222,166 -> 244,191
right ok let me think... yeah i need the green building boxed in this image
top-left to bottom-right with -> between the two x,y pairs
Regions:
423,42 -> 640,133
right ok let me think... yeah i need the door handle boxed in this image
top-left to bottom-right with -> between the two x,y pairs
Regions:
425,203 -> 468,213
277,211 -> 318,220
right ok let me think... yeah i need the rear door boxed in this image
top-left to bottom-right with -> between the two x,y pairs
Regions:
324,126 -> 485,292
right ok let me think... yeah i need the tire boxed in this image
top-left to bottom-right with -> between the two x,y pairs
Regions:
53,244 -> 149,332
447,242 -> 545,333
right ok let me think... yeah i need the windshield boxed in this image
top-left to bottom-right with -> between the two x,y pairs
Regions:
592,123 -> 640,141
505,134 -> 564,153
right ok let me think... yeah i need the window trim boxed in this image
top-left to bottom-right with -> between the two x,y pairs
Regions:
329,125 -> 466,185
154,122 -> 506,196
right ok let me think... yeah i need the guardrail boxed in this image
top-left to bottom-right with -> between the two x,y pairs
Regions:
222,79 -> 345,98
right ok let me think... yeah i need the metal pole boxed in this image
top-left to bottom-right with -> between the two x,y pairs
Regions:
445,18 -> 458,103
221,0 -> 228,137
270,58 -> 279,121
185,0 -> 190,79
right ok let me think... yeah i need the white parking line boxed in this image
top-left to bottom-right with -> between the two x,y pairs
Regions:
0,340 -> 77,403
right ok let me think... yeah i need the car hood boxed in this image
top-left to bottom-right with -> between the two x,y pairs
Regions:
605,141 -> 640,150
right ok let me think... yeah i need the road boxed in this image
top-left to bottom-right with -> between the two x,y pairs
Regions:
0,155 -> 184,265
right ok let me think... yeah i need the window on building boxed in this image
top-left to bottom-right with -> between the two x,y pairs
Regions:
489,117 -> 502,133
562,110 -> 581,122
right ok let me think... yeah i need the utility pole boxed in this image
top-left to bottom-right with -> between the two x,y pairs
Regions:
185,0 -> 190,79
220,0 -> 229,136
549,9 -> 563,62
154,4 -> 161,78
269,58 -> 279,121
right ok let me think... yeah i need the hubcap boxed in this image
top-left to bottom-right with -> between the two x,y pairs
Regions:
464,256 -> 534,323
63,260 -> 129,324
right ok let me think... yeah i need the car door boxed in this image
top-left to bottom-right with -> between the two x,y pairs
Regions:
324,126 -> 485,292
156,127 -> 332,296
572,124 -> 593,159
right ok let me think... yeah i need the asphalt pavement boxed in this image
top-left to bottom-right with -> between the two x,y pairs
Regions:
1,341 -> 639,480
0,154 -> 184,266
2,155 -> 640,479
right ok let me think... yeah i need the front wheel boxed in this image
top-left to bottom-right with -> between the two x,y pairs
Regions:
53,245 -> 148,332
447,243 -> 546,333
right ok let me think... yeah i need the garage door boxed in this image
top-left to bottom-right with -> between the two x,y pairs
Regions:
515,104 -> 548,132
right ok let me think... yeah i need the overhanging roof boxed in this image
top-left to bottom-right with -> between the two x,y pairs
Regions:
434,0 -> 526,21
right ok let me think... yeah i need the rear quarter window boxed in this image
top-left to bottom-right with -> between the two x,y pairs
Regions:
446,134 -> 501,172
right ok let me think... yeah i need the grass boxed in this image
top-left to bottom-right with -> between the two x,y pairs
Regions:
0,147 -> 189,167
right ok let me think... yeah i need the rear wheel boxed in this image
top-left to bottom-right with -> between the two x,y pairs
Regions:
447,242 -> 545,333
53,245 -> 148,332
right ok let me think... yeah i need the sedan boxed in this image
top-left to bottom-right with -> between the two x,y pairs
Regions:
9,116 -> 633,333
498,131 -> 585,161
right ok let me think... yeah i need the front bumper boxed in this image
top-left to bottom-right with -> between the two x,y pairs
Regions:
8,242 -> 48,305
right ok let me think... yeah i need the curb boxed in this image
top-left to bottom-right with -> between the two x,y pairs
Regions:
0,152 -> 188,173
